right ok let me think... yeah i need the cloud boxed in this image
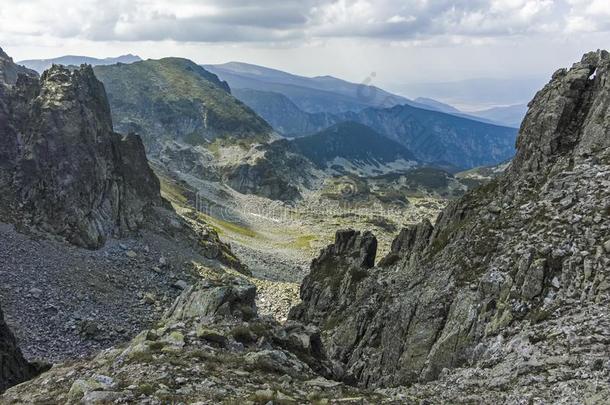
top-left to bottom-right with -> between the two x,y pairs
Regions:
0,0 -> 609,44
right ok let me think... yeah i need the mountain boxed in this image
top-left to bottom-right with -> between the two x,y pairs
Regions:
414,97 -> 461,114
291,122 -> 416,171
4,50 -> 609,404
18,54 -> 141,74
289,50 -> 610,402
340,104 -> 518,169
394,76 -> 548,110
204,61 -> 413,114
232,88 -> 335,136
223,122 -> 419,202
470,103 -> 529,128
93,58 -> 272,154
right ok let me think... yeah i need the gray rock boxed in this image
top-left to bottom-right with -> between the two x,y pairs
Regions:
165,279 -> 257,321
0,58 -> 164,249
172,280 -> 189,290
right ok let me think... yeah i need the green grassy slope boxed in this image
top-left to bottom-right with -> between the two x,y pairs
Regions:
94,58 -> 272,152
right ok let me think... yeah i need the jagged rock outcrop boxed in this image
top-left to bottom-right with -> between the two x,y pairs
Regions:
1,274 -> 380,403
0,306 -> 39,392
290,50 -> 610,399
0,51 -> 164,248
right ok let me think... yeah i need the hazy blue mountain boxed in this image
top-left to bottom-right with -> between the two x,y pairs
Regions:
394,76 -> 547,109
414,97 -> 461,114
232,88 -> 335,136
470,104 -> 528,128
204,61 -> 414,114
291,122 -> 416,168
339,104 -> 518,169
19,54 -> 141,74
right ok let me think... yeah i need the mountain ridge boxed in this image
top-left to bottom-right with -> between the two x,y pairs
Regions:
19,54 -> 141,74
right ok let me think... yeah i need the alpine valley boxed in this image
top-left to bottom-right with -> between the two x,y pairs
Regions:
1,42 -> 608,405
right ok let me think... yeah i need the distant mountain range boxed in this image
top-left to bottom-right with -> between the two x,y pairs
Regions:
232,88 -> 336,136
14,53 -> 521,196
339,104 -> 517,169
205,62 -> 526,129
470,104 -> 528,129
392,76 -> 547,108
205,62 -> 413,114
291,122 -> 416,171
19,54 -> 141,74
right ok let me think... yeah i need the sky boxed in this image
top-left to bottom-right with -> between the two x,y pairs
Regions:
1,0 -> 609,95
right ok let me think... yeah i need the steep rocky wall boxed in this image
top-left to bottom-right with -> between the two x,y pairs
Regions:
0,55 -> 164,248
290,51 -> 610,388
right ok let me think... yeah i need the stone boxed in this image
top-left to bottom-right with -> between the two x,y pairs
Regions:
172,280 -> 189,290
28,288 -> 42,299
196,327 -> 227,345
81,391 -> 123,404
604,240 -> 610,253
67,379 -> 104,401
143,293 -> 156,305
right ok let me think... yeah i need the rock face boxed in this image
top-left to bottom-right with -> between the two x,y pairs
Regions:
165,279 -> 257,322
0,51 -> 163,248
0,306 -> 35,392
224,139 -> 321,201
289,50 -> 610,398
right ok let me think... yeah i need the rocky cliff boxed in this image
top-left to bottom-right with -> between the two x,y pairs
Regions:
0,54 -> 164,248
289,50 -> 610,400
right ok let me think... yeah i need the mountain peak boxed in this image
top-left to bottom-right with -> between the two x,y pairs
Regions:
510,49 -> 610,176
